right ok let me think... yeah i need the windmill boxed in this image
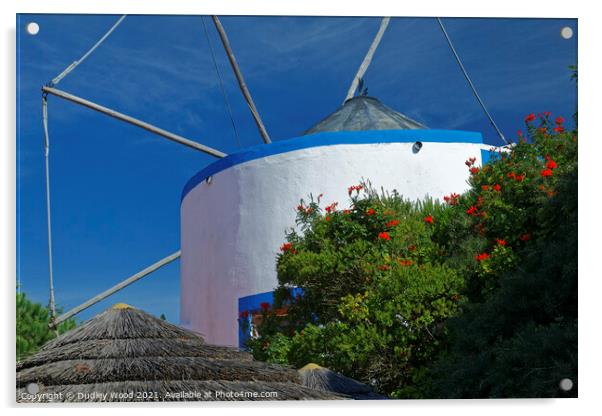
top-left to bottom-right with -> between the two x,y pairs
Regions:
38,15 -> 506,347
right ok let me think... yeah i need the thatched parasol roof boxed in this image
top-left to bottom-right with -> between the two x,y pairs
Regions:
298,363 -> 388,400
16,304 -> 345,402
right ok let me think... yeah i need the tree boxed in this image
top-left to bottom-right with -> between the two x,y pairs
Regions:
16,290 -> 77,361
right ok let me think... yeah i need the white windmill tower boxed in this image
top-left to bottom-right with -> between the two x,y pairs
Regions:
40,16 -> 507,347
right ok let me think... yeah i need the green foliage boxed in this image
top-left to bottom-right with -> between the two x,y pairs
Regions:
16,290 -> 76,361
286,262 -> 464,397
427,119 -> 578,397
248,111 -> 577,398
247,332 -> 292,365
250,186 -> 470,397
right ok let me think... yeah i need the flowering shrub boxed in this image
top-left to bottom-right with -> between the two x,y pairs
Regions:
248,110 -> 577,398
247,184 -> 469,396
427,112 -> 577,398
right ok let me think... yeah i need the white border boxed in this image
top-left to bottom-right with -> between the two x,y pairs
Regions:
2,1 -> 599,415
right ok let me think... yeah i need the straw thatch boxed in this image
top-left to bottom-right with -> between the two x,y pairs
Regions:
16,304 -> 346,402
298,363 -> 388,400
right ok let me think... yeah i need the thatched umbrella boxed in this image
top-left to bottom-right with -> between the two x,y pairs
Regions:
298,363 -> 388,400
16,304 -> 345,402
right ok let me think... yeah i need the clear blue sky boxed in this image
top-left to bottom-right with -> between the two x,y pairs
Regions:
16,14 -> 577,324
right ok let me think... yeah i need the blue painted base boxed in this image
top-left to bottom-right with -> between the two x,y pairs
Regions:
237,288 -> 303,349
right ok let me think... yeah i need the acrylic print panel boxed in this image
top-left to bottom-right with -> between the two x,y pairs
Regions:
16,13 -> 577,402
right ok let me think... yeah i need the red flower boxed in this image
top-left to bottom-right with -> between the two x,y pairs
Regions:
379,264 -> 390,271
347,184 -> 363,195
555,116 -> 565,125
475,252 -> 490,262
543,111 -> 551,117
424,215 -> 434,224
280,242 -> 293,252
325,202 -> 338,213
481,185 -> 489,191
470,167 -> 480,174
366,208 -> 376,216
519,233 -> 531,241
541,168 -> 553,177
378,231 -> 391,241
343,209 -> 351,215
239,310 -> 249,319
546,160 -> 557,169
554,126 -> 565,133
398,259 -> 413,266
507,172 -> 516,179
466,206 -> 478,216
260,302 -> 270,311
517,129 -> 523,137
465,157 -> 477,167
325,215 -> 331,222
297,204 -> 305,212
493,184 -> 501,192
525,113 -> 536,123
496,239 -> 507,246
515,174 -> 525,182
444,193 -> 460,205
386,219 -> 400,228
408,244 -> 417,252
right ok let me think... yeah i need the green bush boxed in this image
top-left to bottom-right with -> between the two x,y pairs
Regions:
427,115 -> 578,397
248,112 -> 577,398
248,187 -> 473,397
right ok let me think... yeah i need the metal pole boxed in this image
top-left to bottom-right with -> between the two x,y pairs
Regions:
42,86 -> 228,158
51,15 -> 127,87
51,250 -> 181,328
42,95 -> 57,327
344,17 -> 391,103
211,16 -> 272,144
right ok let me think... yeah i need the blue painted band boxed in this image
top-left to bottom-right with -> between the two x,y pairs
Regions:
481,148 -> 502,165
181,129 -> 484,202
481,149 -> 490,165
